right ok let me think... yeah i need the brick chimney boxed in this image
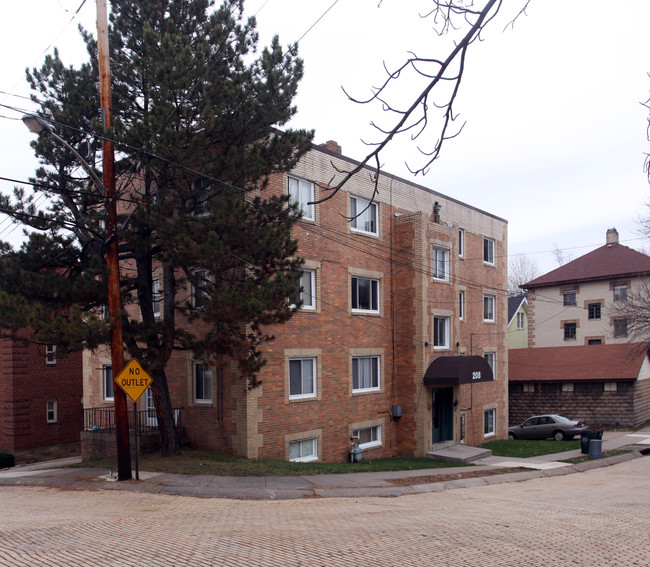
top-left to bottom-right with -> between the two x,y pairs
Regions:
606,228 -> 619,245
322,140 -> 342,154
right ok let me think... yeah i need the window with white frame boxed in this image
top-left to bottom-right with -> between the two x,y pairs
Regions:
103,365 -> 114,401
613,284 -> 627,302
353,425 -> 382,449
191,269 -> 210,309
289,437 -> 317,462
459,291 -> 465,320
289,358 -> 316,399
562,382 -> 574,393
288,176 -> 315,221
46,400 -> 58,423
604,382 -> 617,392
352,355 -> 380,392
433,316 -> 450,349
523,383 -> 534,393
483,238 -> 495,265
350,196 -> 378,235
191,178 -> 211,216
517,312 -> 525,329
46,344 -> 57,365
351,276 -> 379,313
152,277 -> 161,317
193,361 -> 213,403
458,229 -> 465,257
484,352 -> 495,375
291,269 -> 316,310
432,247 -> 450,281
483,295 -> 495,322
484,408 -> 496,437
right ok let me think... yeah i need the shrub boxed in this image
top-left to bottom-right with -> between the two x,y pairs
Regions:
0,452 -> 15,469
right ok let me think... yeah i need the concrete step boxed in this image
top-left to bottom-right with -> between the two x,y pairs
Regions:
427,444 -> 492,464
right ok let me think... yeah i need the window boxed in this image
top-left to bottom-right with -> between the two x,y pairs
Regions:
353,425 -> 382,449
588,303 -> 601,320
351,276 -> 379,313
103,365 -> 114,401
523,383 -> 534,393
604,382 -> 617,392
563,290 -> 577,306
458,229 -> 465,257
614,318 -> 628,337
152,277 -> 161,317
350,196 -> 377,235
484,352 -> 495,375
193,361 -> 212,403
288,176 -> 315,221
352,356 -> 380,392
483,295 -> 495,322
564,322 -> 577,340
458,291 -> 465,320
46,400 -> 58,423
516,312 -> 525,330
191,269 -> 210,309
433,316 -> 450,349
289,358 -> 316,399
46,344 -> 57,365
191,178 -> 210,216
483,238 -> 495,264
613,284 -> 628,302
562,383 -> 574,393
291,269 -> 316,310
483,408 -> 496,437
588,338 -> 602,345
432,247 -> 450,281
289,437 -> 317,462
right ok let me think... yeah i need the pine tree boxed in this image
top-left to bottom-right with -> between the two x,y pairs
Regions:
0,0 -> 313,456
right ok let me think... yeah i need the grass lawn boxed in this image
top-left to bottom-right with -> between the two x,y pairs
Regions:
479,439 -> 580,458
72,450 -> 467,476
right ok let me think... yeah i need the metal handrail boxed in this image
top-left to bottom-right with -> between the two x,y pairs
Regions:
84,406 -> 182,435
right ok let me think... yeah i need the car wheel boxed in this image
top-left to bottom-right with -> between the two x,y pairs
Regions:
553,430 -> 566,441
508,432 -> 516,440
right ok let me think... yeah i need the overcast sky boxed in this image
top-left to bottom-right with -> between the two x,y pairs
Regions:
1,0 -> 649,274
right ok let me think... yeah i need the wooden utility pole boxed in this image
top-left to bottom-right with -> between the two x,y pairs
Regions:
97,0 -> 132,481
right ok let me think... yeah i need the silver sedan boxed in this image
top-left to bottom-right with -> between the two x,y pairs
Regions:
508,414 -> 588,441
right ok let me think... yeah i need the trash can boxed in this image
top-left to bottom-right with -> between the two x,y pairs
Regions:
588,438 -> 602,459
580,430 -> 603,454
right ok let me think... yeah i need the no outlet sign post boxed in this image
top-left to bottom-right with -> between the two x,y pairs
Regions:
115,359 -> 153,480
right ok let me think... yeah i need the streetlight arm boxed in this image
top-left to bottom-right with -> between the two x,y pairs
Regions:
22,114 -> 106,196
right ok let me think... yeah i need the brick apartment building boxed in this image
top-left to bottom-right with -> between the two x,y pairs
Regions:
1,332 -> 83,463
84,141 -> 509,462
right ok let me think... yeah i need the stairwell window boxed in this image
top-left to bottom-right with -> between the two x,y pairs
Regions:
483,408 -> 496,437
432,247 -> 450,281
433,316 -> 450,349
288,176 -> 315,221
350,196 -> 377,235
152,277 -> 162,317
483,238 -> 495,265
103,365 -> 114,401
193,361 -> 213,403
191,269 -> 210,309
483,295 -> 495,322
46,344 -> 57,365
191,178 -> 211,217
46,400 -> 58,423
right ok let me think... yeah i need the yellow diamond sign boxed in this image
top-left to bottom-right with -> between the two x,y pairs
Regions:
115,359 -> 153,403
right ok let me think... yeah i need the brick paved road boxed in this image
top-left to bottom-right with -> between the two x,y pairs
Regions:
0,458 -> 648,566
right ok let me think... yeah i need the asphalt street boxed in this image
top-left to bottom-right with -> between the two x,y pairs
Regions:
1,455 -> 649,566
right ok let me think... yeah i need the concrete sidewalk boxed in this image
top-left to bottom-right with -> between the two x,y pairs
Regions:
1,428 -> 648,500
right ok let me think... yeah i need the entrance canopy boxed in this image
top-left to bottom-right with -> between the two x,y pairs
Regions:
423,356 -> 493,386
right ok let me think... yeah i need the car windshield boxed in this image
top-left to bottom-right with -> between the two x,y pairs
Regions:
553,415 -> 572,422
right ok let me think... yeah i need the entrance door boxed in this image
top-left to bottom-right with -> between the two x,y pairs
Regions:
145,387 -> 157,428
432,387 -> 454,443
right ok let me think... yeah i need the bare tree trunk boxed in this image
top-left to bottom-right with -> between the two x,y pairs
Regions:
151,368 -> 181,456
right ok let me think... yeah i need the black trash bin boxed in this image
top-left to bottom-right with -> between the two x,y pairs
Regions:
580,430 -> 603,454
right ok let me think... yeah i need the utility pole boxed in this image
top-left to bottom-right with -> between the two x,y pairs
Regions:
97,0 -> 132,481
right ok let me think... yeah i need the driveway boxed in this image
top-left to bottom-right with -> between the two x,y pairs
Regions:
0,456 -> 648,566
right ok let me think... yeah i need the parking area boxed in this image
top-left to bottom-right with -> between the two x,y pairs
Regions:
0,456 -> 648,566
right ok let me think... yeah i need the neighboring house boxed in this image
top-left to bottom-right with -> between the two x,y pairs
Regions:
0,333 -> 83,463
509,343 -> 650,427
507,295 -> 528,349
522,228 -> 650,348
84,140 -> 509,462
509,228 -> 650,427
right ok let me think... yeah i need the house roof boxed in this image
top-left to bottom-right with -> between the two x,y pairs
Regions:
521,243 -> 650,289
507,295 -> 527,327
508,343 -> 650,382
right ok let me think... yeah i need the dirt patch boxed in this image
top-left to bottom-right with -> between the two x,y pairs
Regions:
388,468 -> 527,487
